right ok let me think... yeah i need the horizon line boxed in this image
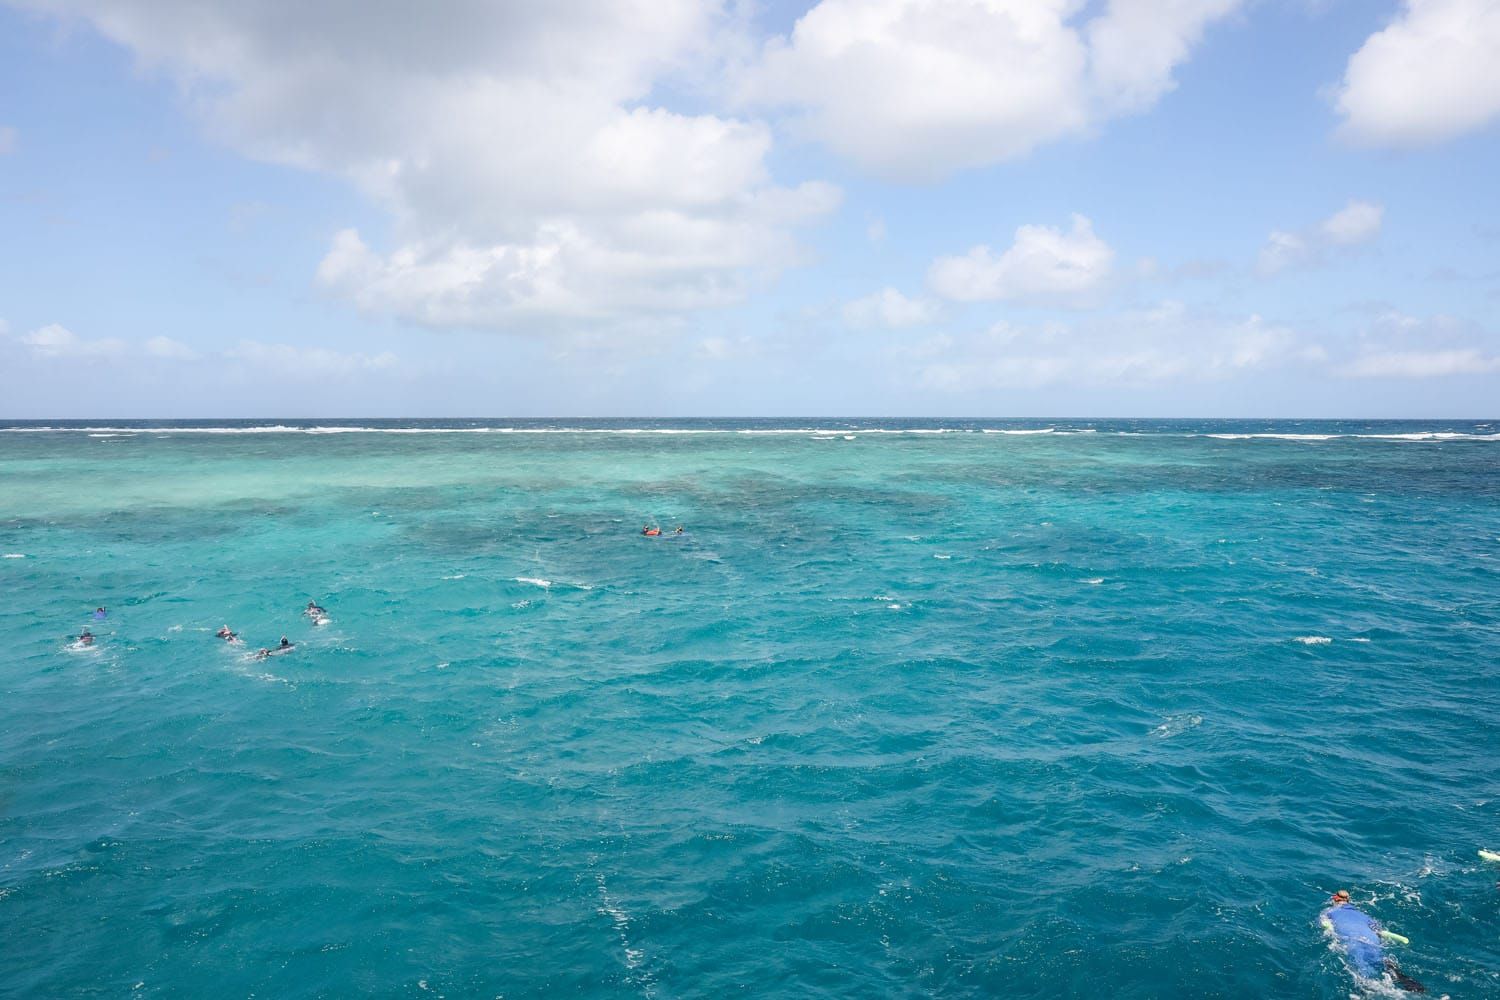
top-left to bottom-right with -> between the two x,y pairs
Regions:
3,415 -> 1498,423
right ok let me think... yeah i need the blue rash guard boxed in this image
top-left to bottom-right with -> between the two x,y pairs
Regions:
1323,904 -> 1383,978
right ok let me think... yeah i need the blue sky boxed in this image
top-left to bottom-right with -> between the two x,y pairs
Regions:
2,0 -> 1498,417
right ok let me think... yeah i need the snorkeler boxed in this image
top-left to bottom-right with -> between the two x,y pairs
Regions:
1321,890 -> 1425,992
93,607 -> 107,620
642,525 -> 662,536
216,625 -> 239,642
304,601 -> 326,618
674,525 -> 684,534
77,628 -> 94,646
279,636 -> 292,649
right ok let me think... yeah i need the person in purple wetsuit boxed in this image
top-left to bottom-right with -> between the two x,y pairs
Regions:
1321,890 -> 1425,993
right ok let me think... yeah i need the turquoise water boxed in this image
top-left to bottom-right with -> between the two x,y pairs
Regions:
2,419 -> 1498,998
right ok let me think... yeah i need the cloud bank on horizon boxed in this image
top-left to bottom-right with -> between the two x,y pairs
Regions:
2,0 -> 1499,415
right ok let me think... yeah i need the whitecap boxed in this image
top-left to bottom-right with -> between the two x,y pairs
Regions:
934,554 -> 952,560
3,553 -> 25,559
1083,577 -> 1104,585
1151,714 -> 1203,738
982,428 -> 1055,435
4,424 -> 1498,441
1361,431 -> 1500,441
1205,433 -> 1336,441
1294,636 -> 1333,645
516,577 -> 551,588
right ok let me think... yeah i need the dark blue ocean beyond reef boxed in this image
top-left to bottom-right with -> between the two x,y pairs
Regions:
2,418 -> 1498,998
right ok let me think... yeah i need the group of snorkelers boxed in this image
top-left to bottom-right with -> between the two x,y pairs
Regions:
74,607 -> 107,645
75,600 -> 321,656
76,601 -> 321,656
55,602 -> 1468,995
640,525 -> 685,537
214,600 -> 326,658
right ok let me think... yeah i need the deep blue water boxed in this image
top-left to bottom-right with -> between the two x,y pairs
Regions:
2,419 -> 1498,998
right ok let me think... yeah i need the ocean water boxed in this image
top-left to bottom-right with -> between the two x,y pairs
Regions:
2,418 -> 1498,999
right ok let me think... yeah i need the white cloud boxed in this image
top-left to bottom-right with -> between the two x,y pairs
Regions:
842,287 -> 938,328
227,340 -> 398,378
1340,309 -> 1500,377
0,126 -> 16,155
1319,200 -> 1384,246
1344,349 -> 1500,377
928,214 -> 1114,303
1086,0 -> 1244,114
1336,0 -> 1500,147
740,0 -> 1242,180
1258,200 -> 1383,275
913,304 -> 1322,391
694,334 -> 761,362
317,179 -> 839,326
20,323 -> 127,359
23,1 -> 836,330
144,335 -> 199,360
1257,230 -> 1309,277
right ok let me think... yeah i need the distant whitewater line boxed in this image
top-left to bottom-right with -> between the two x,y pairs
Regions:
3,424 -> 1499,441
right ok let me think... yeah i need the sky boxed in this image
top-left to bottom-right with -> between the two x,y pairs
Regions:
1,0 -> 1498,418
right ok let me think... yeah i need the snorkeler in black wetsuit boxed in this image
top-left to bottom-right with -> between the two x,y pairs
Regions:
256,636 -> 295,660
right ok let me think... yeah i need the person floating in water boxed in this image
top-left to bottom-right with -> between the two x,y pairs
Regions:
256,637 -> 295,660
305,601 -> 326,618
1321,890 -> 1425,992
641,525 -> 662,537
674,525 -> 685,534
77,628 -> 94,646
93,607 -> 107,620
216,625 -> 239,642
